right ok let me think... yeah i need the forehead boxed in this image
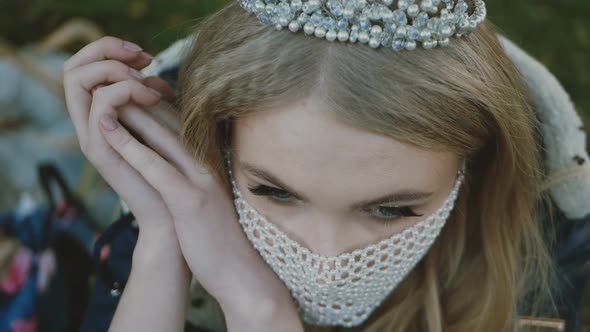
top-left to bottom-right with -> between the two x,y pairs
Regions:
231,96 -> 457,194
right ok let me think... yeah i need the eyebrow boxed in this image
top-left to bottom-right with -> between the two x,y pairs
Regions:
240,161 -> 434,208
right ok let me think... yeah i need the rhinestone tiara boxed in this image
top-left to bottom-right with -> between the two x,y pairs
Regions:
237,0 -> 487,51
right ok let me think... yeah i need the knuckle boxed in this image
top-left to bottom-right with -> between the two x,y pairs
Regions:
92,85 -> 110,100
102,60 -> 132,82
143,151 -> 160,170
63,66 -> 83,89
105,59 -> 129,72
84,148 -> 100,166
125,79 -> 143,90
186,185 -> 208,206
142,153 -> 165,183
188,192 -> 210,213
122,80 -> 139,96
100,36 -> 123,48
62,58 -> 72,73
115,132 -> 133,149
198,174 -> 217,190
110,151 -> 127,170
84,150 -> 96,165
62,72 -> 73,89
168,188 -> 201,213
122,65 -> 135,79
78,138 -> 88,153
83,139 -> 100,159
63,54 -> 80,73
79,140 -> 89,155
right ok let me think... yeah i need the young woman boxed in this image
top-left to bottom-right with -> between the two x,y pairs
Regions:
64,1 -> 561,331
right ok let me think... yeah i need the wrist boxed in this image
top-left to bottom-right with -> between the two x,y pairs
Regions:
132,230 -> 191,282
109,228 -> 191,332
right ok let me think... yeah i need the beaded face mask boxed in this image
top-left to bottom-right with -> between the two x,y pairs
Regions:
223,149 -> 465,327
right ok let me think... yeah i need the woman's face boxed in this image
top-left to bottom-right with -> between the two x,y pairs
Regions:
230,95 -> 461,256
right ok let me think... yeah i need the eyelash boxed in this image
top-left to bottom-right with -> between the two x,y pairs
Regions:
246,184 -> 424,224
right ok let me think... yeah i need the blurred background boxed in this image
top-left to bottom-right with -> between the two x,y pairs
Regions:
0,0 -> 588,331
1,0 -> 588,122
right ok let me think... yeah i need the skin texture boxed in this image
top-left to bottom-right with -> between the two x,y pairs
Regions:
231,93 -> 461,257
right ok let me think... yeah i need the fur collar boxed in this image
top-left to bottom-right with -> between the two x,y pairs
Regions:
499,35 -> 590,219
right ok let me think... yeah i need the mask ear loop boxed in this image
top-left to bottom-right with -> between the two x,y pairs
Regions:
223,118 -> 231,148
458,156 -> 468,178
221,119 -> 236,184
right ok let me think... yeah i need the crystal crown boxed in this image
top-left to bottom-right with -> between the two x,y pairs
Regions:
238,0 -> 487,51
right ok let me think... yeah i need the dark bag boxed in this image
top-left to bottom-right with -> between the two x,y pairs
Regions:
0,162 -> 98,332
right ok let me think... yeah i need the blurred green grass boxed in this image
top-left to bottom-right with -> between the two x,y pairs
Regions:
2,0 -> 590,329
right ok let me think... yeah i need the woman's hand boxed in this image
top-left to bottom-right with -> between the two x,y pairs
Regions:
63,36 -> 304,331
63,36 -> 177,240
63,36 -> 190,332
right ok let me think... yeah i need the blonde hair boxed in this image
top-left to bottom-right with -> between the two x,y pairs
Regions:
177,2 -> 558,331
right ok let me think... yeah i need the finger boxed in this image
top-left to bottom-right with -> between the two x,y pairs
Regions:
87,133 -> 172,225
126,51 -> 154,70
63,36 -> 145,72
91,84 -> 107,94
64,62 -> 148,142
69,59 -> 146,92
85,81 -> 173,222
97,111 -> 193,204
143,76 -> 176,103
90,79 -> 162,116
144,101 -> 181,134
65,61 -> 145,134
117,104 -> 208,186
88,79 -> 162,164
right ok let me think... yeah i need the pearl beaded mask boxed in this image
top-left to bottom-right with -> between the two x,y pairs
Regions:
223,149 -> 465,327
237,0 -> 487,51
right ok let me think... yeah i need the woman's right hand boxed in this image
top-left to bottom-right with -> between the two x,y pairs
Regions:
63,36 -> 195,332
63,36 -> 179,243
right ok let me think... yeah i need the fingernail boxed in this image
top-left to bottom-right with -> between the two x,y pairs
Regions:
148,87 -> 162,97
141,52 -> 153,60
100,114 -> 118,131
129,68 -> 145,80
123,41 -> 142,52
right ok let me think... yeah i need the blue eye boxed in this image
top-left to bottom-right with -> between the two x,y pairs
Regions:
246,184 -> 423,224
363,205 -> 423,223
247,184 -> 294,203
